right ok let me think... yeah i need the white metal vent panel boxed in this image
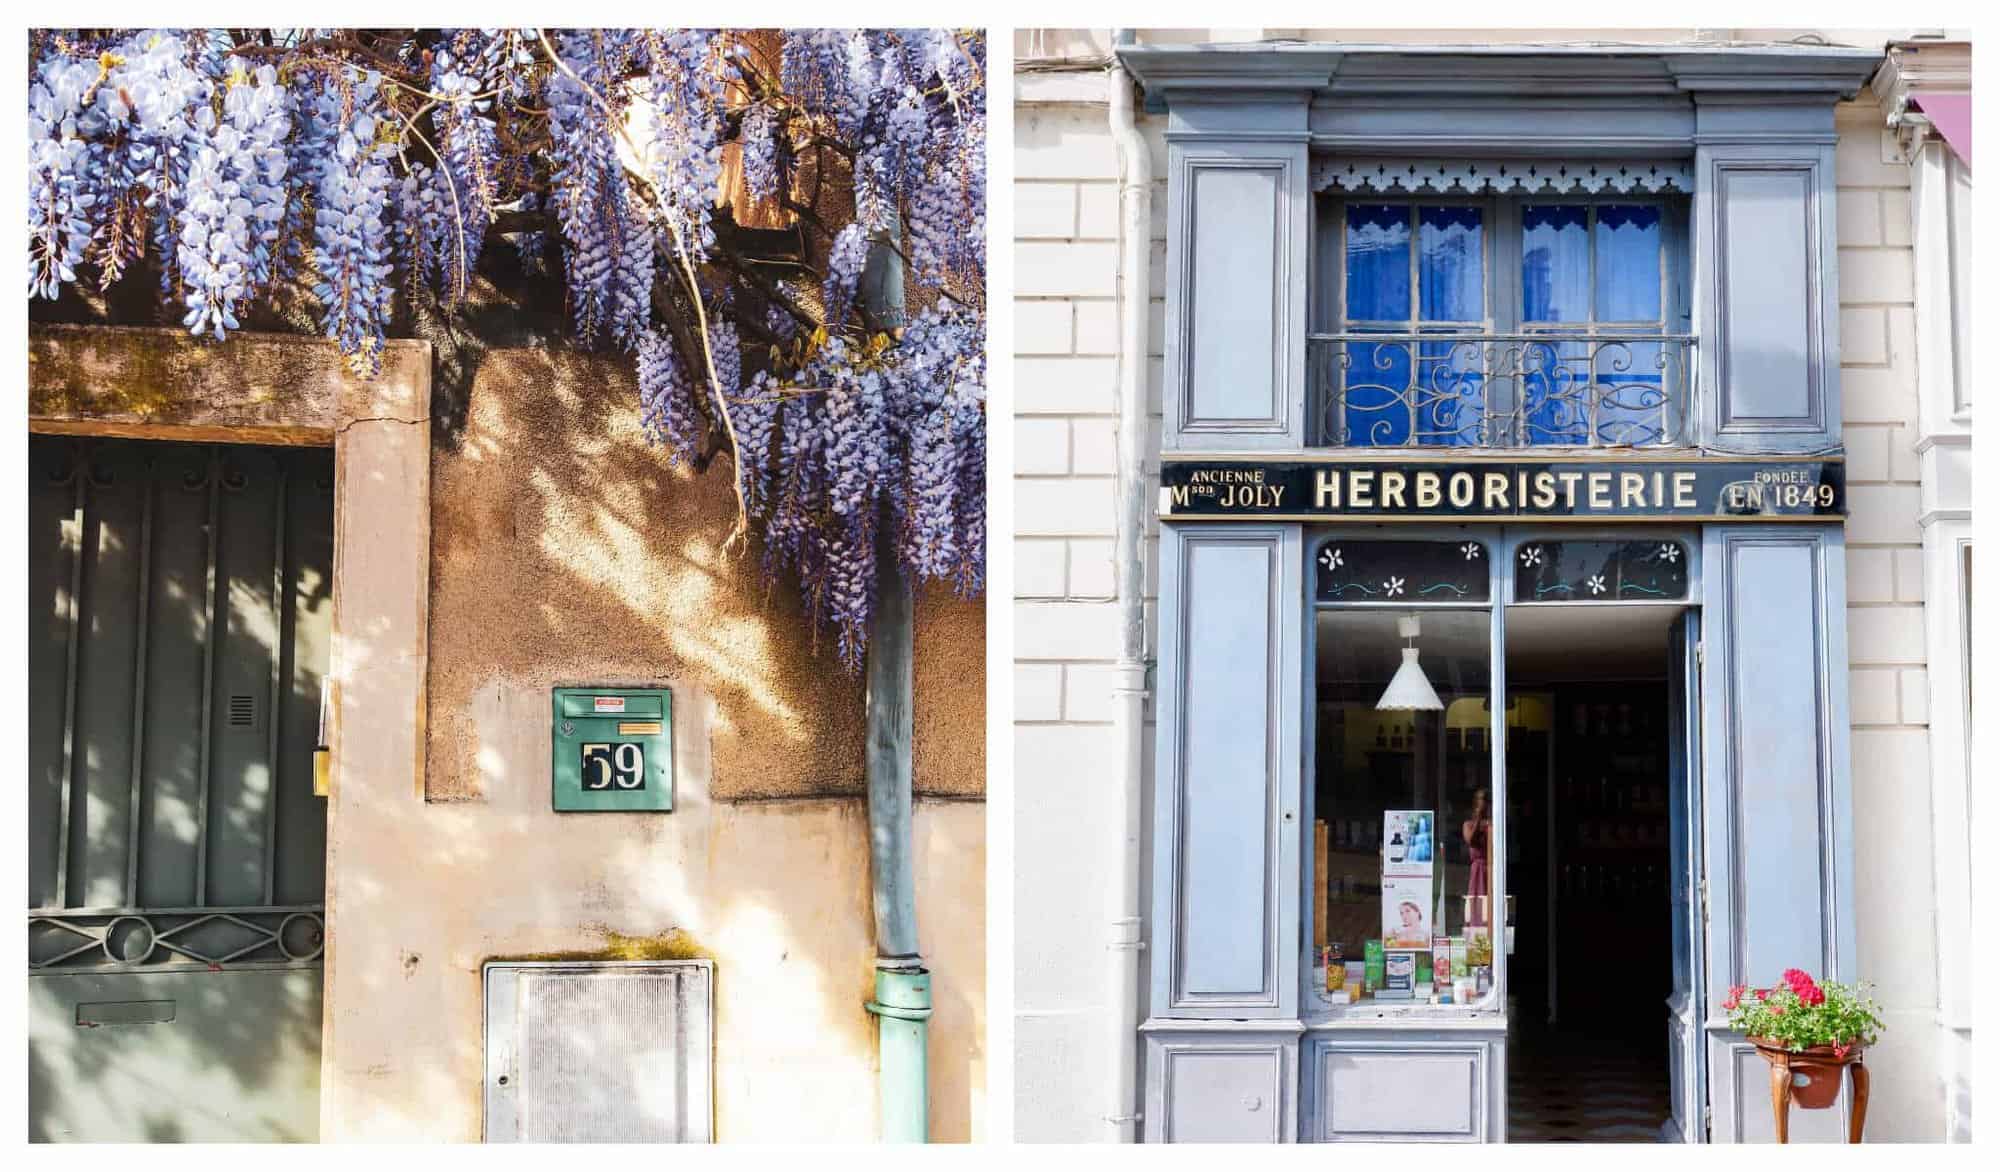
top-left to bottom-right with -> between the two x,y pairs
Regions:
484,960 -> 714,1142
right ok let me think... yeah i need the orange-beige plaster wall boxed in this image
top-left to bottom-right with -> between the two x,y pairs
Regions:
320,347 -> 985,1141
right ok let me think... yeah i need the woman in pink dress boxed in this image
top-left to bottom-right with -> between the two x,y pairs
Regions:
1463,787 -> 1491,927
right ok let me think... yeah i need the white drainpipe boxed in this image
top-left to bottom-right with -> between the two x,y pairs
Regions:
1105,28 -> 1152,1145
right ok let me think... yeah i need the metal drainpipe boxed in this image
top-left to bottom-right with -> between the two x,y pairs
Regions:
861,233 -> 930,1143
1105,28 -> 1153,1145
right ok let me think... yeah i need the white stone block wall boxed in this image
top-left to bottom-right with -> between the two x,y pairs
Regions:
1013,50 -> 1948,1145
1013,81 -> 1167,1142
1833,97 -> 1944,1143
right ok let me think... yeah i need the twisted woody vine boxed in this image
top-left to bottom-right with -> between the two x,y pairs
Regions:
28,28 -> 987,670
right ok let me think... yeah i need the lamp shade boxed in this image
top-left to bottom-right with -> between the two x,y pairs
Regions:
1377,646 -> 1444,711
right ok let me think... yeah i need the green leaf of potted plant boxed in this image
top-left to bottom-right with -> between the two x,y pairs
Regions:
1723,968 -> 1883,1110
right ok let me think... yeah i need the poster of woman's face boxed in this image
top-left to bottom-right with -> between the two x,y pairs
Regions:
1381,875 -> 1433,947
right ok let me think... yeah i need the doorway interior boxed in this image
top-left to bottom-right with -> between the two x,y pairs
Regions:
1502,603 -> 1687,1143
27,435 -> 333,1141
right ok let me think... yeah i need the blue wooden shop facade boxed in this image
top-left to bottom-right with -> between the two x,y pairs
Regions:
1122,41 -> 1879,1143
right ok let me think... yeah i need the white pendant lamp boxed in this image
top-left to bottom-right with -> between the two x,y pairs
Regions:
1376,614 -> 1444,711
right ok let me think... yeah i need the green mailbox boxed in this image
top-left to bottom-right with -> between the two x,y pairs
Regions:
551,687 -> 674,812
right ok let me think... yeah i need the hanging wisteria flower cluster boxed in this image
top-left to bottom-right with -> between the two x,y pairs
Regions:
729,305 -> 984,667
28,27 -> 986,670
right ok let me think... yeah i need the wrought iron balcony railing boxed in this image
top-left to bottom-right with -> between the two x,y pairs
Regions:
1310,332 -> 1695,448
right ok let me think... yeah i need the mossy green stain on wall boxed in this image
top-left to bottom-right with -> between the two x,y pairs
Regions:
490,927 -> 711,965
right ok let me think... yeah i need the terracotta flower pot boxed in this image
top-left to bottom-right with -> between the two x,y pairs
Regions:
1751,1038 -> 1862,1110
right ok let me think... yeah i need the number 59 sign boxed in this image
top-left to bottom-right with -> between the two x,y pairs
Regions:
580,742 -> 646,790
551,687 -> 674,812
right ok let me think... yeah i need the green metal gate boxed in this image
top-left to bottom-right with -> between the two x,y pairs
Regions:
28,435 -> 333,1143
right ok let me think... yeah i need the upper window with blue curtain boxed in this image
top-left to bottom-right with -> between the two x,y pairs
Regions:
1320,195 -> 1689,448
1340,204 -> 1489,447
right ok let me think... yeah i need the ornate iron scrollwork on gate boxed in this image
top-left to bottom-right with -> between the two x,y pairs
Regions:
28,436 -> 334,977
30,907 -> 326,970
1313,333 -> 1694,448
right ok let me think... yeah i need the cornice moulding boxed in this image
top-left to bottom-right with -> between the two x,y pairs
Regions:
1119,41 -> 1881,108
1870,40 -> 1972,159
1870,39 -> 1973,115
1661,52 -> 1881,96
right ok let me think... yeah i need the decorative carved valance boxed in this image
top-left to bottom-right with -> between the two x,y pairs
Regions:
1311,157 -> 1695,196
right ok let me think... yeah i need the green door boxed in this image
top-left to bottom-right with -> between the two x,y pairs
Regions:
28,436 -> 333,1142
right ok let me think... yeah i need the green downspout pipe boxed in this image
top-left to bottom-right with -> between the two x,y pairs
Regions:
863,539 -> 929,1141
861,223 -> 928,1142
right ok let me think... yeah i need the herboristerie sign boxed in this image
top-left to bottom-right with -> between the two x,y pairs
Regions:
1159,455 -> 1844,522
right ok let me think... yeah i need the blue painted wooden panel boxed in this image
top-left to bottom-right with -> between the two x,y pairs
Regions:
1147,1036 -> 1295,1142
1188,165 -> 1281,424
1691,98 -> 1842,141
1165,138 -> 1308,451
1696,146 -> 1841,450
1718,169 -> 1815,422
1305,1036 -> 1497,1142
1666,609 -> 1706,1141
1700,526 -> 1855,1142
1179,541 -> 1273,994
1151,525 -> 1301,1015
1732,542 -> 1826,972
1310,94 -> 1696,155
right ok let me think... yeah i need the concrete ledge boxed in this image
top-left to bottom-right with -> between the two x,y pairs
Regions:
28,324 -> 429,445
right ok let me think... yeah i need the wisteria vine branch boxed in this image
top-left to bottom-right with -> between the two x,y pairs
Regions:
29,26 -> 987,670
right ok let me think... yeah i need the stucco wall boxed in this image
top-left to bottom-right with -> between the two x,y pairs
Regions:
323,795 -> 984,1142
322,346 -> 985,1141
258,340 -> 984,1144
1014,33 -> 1948,1143
428,348 -> 983,802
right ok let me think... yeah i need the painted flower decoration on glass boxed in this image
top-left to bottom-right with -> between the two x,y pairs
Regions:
1321,548 -> 1343,570
1384,576 -> 1405,597
1461,543 -> 1482,560
1520,546 -> 1544,567
24,27 -> 989,674
1586,574 -> 1607,595
1659,543 -> 1681,562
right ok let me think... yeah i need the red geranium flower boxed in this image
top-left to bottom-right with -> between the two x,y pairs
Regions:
1777,967 -> 1825,1006
1723,985 -> 1744,1011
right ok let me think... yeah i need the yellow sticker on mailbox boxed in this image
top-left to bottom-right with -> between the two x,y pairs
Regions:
618,721 -> 663,735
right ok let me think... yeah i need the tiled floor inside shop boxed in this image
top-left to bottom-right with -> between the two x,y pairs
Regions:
1507,1026 -> 1674,1142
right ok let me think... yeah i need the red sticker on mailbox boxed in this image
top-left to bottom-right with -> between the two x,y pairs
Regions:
593,696 -> 625,713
